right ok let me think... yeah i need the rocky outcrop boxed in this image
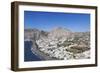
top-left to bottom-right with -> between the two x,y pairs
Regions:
24,29 -> 48,41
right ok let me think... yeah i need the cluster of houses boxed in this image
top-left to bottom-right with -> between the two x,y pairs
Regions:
36,36 -> 90,60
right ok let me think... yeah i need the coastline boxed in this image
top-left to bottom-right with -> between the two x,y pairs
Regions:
31,47 -> 58,60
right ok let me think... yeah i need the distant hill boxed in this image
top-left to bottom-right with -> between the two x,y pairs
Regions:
24,27 -> 90,43
48,27 -> 72,39
24,28 -> 48,41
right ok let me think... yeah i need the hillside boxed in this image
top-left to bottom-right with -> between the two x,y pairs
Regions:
24,27 -> 90,60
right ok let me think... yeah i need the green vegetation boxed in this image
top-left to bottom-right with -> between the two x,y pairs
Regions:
66,46 -> 90,54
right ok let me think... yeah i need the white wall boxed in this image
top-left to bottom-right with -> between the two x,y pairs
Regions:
0,0 -> 99,73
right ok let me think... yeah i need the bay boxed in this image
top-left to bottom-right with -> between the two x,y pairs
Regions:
24,41 -> 41,61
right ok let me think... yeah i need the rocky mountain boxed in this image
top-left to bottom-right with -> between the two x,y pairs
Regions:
24,27 -> 90,60
24,28 -> 48,41
48,27 -> 72,39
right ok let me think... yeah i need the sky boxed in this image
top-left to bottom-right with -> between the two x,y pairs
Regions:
24,11 -> 90,32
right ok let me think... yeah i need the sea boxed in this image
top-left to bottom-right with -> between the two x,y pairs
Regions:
24,41 -> 41,61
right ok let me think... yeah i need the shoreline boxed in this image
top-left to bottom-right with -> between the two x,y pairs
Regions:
31,47 -> 58,60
